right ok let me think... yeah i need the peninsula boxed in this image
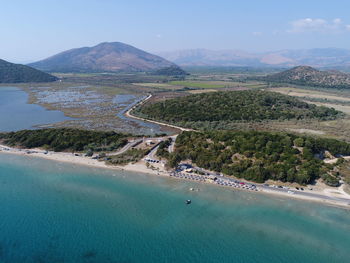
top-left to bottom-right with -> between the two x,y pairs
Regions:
1,93 -> 350,208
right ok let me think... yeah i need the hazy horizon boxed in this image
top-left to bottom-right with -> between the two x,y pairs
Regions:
13,44 -> 350,65
2,0 -> 350,63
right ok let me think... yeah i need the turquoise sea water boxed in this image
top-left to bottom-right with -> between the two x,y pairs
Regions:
0,87 -> 71,132
0,153 -> 350,263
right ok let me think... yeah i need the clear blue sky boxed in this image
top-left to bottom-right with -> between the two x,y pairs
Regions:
2,0 -> 350,62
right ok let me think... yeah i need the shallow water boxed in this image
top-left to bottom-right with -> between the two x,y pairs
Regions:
0,87 -> 71,131
116,95 -> 164,134
0,153 -> 349,263
113,94 -> 137,106
36,89 -> 105,106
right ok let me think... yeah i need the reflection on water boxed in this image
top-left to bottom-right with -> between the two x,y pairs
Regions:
0,86 -> 164,135
113,94 -> 136,105
0,87 -> 72,132
36,89 -> 105,107
116,94 -> 162,133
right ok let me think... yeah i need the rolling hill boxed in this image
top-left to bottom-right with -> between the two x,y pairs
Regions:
167,130 -> 349,185
29,42 -> 185,74
262,66 -> 350,88
0,59 -> 57,83
135,90 -> 341,129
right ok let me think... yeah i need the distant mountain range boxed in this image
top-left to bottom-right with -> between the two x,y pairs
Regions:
0,59 -> 57,83
261,66 -> 350,88
29,42 -> 185,74
157,48 -> 350,69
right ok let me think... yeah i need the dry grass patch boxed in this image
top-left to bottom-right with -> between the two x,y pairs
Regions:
189,89 -> 218,94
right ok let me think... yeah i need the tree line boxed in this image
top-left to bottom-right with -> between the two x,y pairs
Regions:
135,90 -> 341,129
0,128 -> 129,152
163,131 -> 349,185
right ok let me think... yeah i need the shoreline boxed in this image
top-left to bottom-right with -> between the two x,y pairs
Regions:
0,143 -> 165,177
1,143 -> 350,209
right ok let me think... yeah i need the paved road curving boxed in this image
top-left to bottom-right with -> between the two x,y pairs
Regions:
125,94 -> 193,132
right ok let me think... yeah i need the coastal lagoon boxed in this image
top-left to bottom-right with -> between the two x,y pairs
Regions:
0,87 -> 71,131
1,154 -> 350,262
116,94 -> 163,134
25,85 -> 164,135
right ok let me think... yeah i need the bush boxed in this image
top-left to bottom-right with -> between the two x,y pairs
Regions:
107,149 -> 149,165
322,174 -> 340,187
293,138 -> 304,147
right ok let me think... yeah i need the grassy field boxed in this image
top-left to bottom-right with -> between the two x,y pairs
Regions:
132,83 -> 171,87
132,82 -> 188,91
258,86 -> 350,142
132,79 -> 268,92
188,89 -> 218,94
168,80 -> 267,89
269,86 -> 350,115
269,87 -> 350,100
169,81 -> 226,89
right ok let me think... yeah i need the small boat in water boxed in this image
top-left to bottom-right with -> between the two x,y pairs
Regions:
186,199 -> 191,205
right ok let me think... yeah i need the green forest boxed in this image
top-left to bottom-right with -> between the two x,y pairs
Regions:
152,66 -> 188,76
0,128 -> 129,152
165,131 -> 349,185
0,59 -> 57,83
135,90 -> 341,129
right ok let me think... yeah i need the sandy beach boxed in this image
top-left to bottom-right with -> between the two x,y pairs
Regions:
1,143 -> 350,209
0,143 -> 165,176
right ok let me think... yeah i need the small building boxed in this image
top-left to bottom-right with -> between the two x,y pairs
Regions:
178,163 -> 192,171
145,140 -> 155,146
